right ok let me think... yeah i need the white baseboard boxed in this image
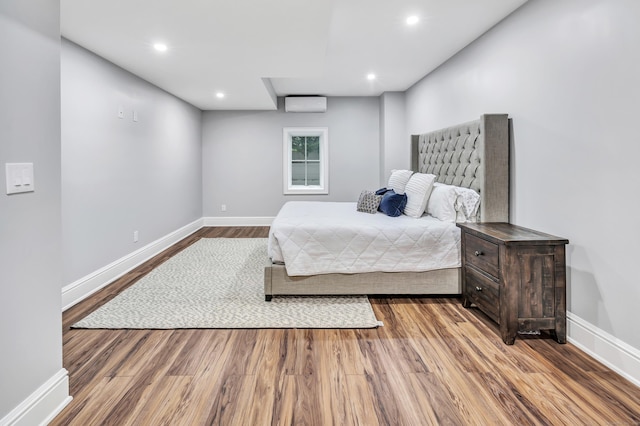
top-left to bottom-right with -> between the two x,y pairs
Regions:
0,369 -> 71,426
568,312 -> 640,387
203,216 -> 274,227
62,218 -> 204,311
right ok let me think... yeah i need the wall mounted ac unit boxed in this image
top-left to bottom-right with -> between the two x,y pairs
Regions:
284,96 -> 327,113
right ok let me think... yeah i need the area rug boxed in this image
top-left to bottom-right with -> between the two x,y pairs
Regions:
72,238 -> 381,329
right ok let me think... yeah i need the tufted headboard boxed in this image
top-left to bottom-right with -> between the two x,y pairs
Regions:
410,114 -> 509,222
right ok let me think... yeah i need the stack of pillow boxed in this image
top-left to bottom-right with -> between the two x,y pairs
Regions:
356,169 -> 481,222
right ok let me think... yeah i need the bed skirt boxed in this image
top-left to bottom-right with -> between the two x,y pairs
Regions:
264,264 -> 461,301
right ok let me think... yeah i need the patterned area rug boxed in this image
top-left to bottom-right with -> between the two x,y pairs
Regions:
72,238 -> 381,329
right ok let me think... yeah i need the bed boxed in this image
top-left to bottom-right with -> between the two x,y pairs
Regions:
264,114 -> 510,300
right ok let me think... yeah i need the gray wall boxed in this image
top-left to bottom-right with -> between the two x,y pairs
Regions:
61,40 -> 203,284
405,0 -> 640,349
0,0 -> 66,419
202,97 -> 380,217
379,92 -> 407,186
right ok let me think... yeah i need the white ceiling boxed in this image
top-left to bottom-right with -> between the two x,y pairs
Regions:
61,0 -> 527,111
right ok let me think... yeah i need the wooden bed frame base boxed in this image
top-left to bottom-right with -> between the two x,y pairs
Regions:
264,264 -> 460,301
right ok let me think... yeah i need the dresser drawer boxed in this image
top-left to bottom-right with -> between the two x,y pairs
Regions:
464,233 -> 499,279
464,266 -> 500,322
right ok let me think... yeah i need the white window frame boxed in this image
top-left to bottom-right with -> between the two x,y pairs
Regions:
283,127 -> 329,195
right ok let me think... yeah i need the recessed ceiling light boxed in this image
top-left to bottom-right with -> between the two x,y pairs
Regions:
153,43 -> 168,52
406,16 -> 419,26
216,92 -> 225,99
366,73 -> 376,81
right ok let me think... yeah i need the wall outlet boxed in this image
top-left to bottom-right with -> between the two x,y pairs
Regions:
133,230 -> 139,242
117,105 -> 125,119
221,204 -> 227,212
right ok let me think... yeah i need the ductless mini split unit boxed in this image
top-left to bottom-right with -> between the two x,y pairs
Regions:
284,96 -> 327,113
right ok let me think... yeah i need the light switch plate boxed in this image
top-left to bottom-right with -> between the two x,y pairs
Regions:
6,163 -> 35,195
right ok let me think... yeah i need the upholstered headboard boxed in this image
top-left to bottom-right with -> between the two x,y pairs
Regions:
410,114 -> 509,222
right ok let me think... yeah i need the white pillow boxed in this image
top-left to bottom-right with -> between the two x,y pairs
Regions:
452,185 -> 481,222
427,183 -> 481,223
403,173 -> 436,218
387,169 -> 413,194
426,184 -> 458,222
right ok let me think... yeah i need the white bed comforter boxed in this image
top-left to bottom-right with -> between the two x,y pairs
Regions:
268,201 -> 461,276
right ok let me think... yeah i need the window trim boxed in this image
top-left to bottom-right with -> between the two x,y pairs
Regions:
283,127 -> 329,195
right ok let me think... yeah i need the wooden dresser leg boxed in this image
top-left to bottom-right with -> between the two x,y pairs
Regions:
552,326 -> 566,344
500,320 -> 517,345
501,330 -> 516,345
462,297 -> 471,308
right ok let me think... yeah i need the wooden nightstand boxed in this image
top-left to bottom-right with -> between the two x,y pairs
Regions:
457,222 -> 569,345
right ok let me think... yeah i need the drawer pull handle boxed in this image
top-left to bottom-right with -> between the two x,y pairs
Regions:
474,250 -> 483,256
475,286 -> 483,292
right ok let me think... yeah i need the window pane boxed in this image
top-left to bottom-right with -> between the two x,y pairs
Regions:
291,136 -> 305,161
283,127 -> 327,194
306,136 -> 320,160
306,162 -> 320,185
291,162 -> 306,186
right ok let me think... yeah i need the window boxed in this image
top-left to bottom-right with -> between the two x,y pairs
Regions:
283,127 -> 328,194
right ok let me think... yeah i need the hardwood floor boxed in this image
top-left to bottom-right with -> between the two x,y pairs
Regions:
53,227 -> 640,425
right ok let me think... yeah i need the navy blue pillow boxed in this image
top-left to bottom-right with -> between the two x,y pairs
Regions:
379,190 -> 407,217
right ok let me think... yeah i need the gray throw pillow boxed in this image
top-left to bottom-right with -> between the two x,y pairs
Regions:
356,190 -> 382,214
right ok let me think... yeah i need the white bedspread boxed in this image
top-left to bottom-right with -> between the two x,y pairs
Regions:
268,201 -> 461,276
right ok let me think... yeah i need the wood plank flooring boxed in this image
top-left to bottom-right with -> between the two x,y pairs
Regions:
53,227 -> 640,425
